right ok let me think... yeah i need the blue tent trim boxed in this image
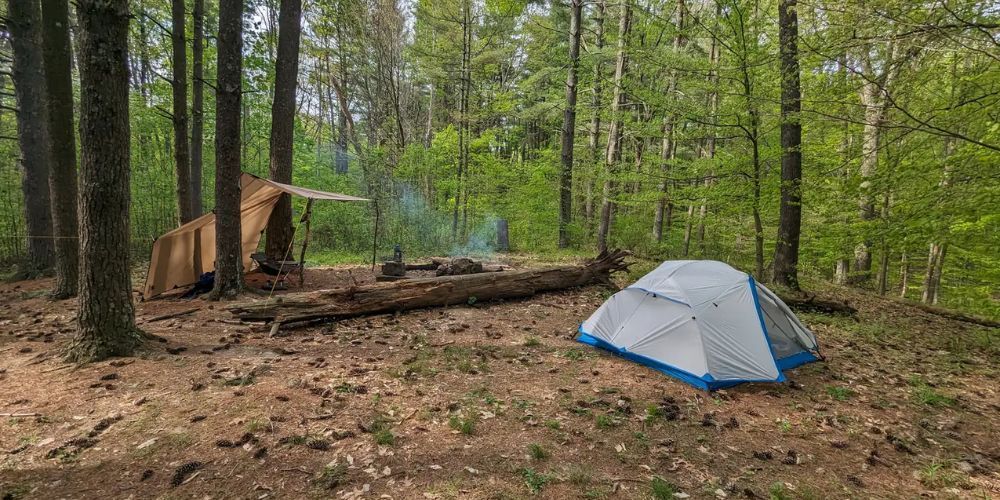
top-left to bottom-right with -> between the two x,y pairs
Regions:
775,350 -> 819,371
577,327 -> 794,391
577,329 -> 712,390
748,276 -> 786,383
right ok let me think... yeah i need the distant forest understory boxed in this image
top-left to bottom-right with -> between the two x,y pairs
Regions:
1,0 -> 998,320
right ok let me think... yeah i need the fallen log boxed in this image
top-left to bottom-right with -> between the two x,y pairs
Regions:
778,294 -> 857,316
908,302 -> 999,328
229,250 -> 630,334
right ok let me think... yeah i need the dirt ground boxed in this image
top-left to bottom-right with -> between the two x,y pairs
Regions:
0,260 -> 997,499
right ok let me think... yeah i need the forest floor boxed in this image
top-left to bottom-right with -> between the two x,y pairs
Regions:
0,257 -> 997,499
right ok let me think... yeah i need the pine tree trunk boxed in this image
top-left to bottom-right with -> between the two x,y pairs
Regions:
212,0 -> 245,298
66,0 -> 143,363
191,0 -> 204,216
8,0 -> 55,277
596,0 -> 631,254
172,0 -> 193,224
585,0 -> 605,228
40,0 -> 79,298
557,0 -> 582,249
265,0 -> 303,260
772,0 -> 803,290
653,0 -> 684,244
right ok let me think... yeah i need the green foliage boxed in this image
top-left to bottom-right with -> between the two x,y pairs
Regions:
449,414 -> 477,435
825,386 -> 855,401
527,443 -> 549,460
650,477 -> 678,500
519,468 -> 551,494
2,0 -> 998,324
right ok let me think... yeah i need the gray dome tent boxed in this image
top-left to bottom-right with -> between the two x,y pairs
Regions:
578,260 -> 821,390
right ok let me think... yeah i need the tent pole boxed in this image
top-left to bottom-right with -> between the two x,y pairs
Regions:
371,201 -> 379,271
298,198 -> 314,286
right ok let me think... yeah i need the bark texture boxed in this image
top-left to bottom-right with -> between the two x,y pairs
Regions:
652,0 -> 684,243
172,0 -> 193,223
212,0 -> 245,298
67,0 -> 142,363
230,250 -> 630,333
596,0 -> 631,253
265,0 -> 303,260
8,0 -> 55,277
584,0 -> 605,227
772,0 -> 803,290
191,0 -> 204,216
40,0 -> 79,298
557,0 -> 582,249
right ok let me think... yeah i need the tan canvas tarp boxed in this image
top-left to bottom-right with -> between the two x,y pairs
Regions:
143,173 -> 367,299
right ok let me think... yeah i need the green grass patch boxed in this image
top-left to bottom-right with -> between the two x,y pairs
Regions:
528,443 -> 549,460
519,468 -> 551,494
449,414 -> 476,435
650,476 -> 678,500
825,385 -> 855,401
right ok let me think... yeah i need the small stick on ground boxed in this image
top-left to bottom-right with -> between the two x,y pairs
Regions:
143,307 -> 201,323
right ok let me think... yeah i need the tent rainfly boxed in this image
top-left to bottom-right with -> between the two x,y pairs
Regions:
143,173 -> 368,299
578,260 -> 821,390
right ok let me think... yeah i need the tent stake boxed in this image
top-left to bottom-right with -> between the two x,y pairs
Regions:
298,198 -> 314,286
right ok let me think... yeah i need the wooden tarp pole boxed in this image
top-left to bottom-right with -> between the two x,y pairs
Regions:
371,201 -> 380,271
298,198 -> 314,286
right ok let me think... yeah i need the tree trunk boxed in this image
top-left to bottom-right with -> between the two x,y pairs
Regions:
682,204 -> 694,256
557,0 -> 582,249
931,243 -> 946,305
898,252 -> 908,298
8,0 -> 55,277
40,0 -> 79,298
772,0 -> 803,290
695,3 -> 720,254
66,0 -> 143,363
212,0 -> 245,298
653,0 -> 684,243
452,0 -> 471,242
921,242 -> 939,304
877,247 -> 889,295
585,0 -> 605,227
231,250 -> 631,332
191,0 -> 205,216
265,0 -> 303,260
853,78 -> 881,281
596,0 -> 631,254
172,0 -> 193,224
